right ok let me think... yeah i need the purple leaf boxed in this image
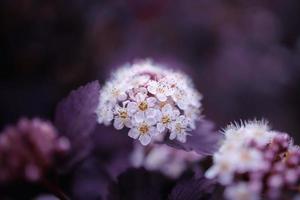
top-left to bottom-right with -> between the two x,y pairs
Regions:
108,168 -> 174,200
54,81 -> 100,138
165,119 -> 223,156
54,81 -> 100,169
91,124 -> 134,180
169,178 -> 216,200
71,157 -> 111,200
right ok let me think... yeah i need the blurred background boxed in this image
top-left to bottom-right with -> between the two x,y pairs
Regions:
1,0 -> 300,140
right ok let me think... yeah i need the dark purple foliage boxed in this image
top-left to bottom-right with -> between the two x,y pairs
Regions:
91,124 -> 134,179
54,80 -> 100,139
54,81 -> 100,169
71,124 -> 134,200
71,157 -> 110,200
169,178 -> 216,200
165,120 -> 222,156
108,168 -> 174,200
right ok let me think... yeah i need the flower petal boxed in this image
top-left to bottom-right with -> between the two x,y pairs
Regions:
177,101 -> 187,110
169,132 -> 177,140
146,97 -> 157,107
173,109 -> 180,118
124,120 -> 132,128
149,127 -> 159,136
138,87 -> 148,95
128,128 -> 139,139
113,118 -> 124,130
146,116 -> 157,126
157,123 -> 165,133
162,104 -> 172,114
117,92 -> 127,101
177,134 -> 187,143
157,93 -> 167,102
147,81 -> 157,94
127,102 -> 138,114
134,112 -> 145,123
146,108 -> 157,119
136,93 -> 146,102
139,134 -> 151,146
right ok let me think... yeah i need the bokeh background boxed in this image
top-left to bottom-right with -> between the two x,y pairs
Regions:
1,0 -> 300,140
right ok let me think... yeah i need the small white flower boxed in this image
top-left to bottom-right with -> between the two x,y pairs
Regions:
171,88 -> 188,110
147,80 -> 171,102
129,75 -> 150,89
169,115 -> 188,143
104,82 -> 127,103
128,115 -> 158,146
127,92 -> 158,120
113,104 -> 132,130
156,104 -> 179,133
184,106 -> 200,129
97,104 -> 113,126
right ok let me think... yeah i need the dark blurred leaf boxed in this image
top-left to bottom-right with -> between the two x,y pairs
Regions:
108,168 -> 174,200
91,125 -> 134,180
71,157 -> 110,200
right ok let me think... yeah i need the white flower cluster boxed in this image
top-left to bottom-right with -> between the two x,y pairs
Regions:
205,120 -> 275,185
96,60 -> 202,145
130,143 -> 201,178
205,120 -> 300,200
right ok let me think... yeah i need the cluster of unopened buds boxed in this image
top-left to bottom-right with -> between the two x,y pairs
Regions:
206,120 -> 300,200
96,60 -> 202,145
0,118 -> 70,183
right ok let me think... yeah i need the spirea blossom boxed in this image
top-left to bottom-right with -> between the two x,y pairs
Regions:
96,60 -> 202,145
130,143 -> 201,178
0,118 -> 70,183
205,120 -> 300,200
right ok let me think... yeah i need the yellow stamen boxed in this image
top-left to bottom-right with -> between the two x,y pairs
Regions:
157,87 -> 165,93
162,116 -> 171,124
138,102 -> 148,111
139,123 -> 149,135
175,123 -> 183,133
159,102 -> 167,108
119,111 -> 128,119
111,88 -> 119,97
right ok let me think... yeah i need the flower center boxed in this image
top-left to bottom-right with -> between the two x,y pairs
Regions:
138,124 -> 149,135
111,88 -> 120,97
157,87 -> 165,94
119,111 -> 128,119
175,123 -> 183,133
138,102 -> 148,111
162,115 -> 171,124
159,101 -> 167,108
220,162 -> 230,171
174,90 -> 185,100
240,151 -> 252,162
